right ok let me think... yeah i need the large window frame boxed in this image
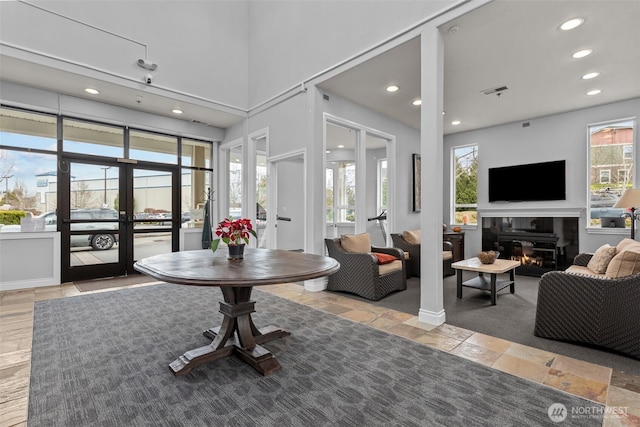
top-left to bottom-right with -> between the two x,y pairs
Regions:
587,117 -> 636,229
1,105 -> 214,228
451,144 -> 478,226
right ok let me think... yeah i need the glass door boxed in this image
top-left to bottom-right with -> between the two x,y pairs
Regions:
60,159 -> 179,282
60,159 -> 123,282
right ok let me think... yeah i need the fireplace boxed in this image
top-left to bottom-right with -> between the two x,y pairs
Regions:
481,216 -> 579,277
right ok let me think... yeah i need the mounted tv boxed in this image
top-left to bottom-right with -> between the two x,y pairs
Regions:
488,160 -> 566,202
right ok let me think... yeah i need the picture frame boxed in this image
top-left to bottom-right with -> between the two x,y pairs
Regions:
412,153 -> 421,212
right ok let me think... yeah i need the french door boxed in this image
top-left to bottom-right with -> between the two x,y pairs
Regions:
60,157 -> 179,282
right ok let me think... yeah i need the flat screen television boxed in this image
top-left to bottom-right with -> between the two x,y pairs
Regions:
488,160 -> 566,202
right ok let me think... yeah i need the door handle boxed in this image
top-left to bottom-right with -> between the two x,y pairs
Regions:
276,215 -> 292,221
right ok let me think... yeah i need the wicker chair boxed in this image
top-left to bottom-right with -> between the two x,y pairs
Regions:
324,238 -> 407,301
390,233 -> 455,277
534,253 -> 640,360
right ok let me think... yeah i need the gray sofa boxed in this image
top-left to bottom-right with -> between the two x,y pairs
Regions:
534,253 -> 640,360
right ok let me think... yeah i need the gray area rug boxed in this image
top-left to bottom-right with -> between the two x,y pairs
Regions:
74,273 -> 159,292
344,274 -> 640,376
29,284 -> 603,426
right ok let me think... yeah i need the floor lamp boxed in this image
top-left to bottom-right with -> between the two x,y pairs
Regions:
613,188 -> 640,239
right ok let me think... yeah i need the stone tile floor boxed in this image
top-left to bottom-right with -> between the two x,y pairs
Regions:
1,281 -> 639,426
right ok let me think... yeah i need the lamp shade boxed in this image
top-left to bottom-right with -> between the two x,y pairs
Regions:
613,189 -> 640,208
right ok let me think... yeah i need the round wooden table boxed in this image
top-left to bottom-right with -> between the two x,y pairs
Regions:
134,248 -> 340,376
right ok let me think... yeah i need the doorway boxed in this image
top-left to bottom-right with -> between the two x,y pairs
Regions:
268,151 -> 306,251
59,158 -> 179,282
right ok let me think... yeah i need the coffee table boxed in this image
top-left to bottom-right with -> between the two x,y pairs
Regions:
451,257 -> 520,305
134,248 -> 339,376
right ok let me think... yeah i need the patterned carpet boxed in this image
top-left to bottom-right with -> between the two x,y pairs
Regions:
29,284 -> 603,426
74,274 -> 160,292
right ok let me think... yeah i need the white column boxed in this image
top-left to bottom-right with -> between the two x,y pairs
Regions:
418,26 -> 446,326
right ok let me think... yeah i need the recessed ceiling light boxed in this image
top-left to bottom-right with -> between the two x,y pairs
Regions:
84,88 -> 99,95
326,150 -> 331,154
587,89 -> 602,96
560,18 -> 584,31
386,85 -> 399,93
172,109 -> 183,114
572,49 -> 593,59
338,145 -> 344,148
412,99 -> 422,106
582,72 -> 600,80
451,120 -> 461,126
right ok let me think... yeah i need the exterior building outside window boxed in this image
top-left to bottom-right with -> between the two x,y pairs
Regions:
588,119 -> 636,228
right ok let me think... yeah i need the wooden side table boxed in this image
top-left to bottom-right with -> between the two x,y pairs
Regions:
451,257 -> 520,305
444,231 -> 465,262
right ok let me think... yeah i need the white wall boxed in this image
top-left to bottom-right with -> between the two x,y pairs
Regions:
444,97 -> 640,255
0,0 -> 249,110
247,0 -> 455,107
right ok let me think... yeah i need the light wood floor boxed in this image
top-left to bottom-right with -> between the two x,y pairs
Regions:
1,281 -> 639,426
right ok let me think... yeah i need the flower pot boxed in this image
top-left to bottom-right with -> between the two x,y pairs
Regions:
227,244 -> 245,260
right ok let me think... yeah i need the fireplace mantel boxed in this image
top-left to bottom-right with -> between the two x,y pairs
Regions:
479,207 -> 583,218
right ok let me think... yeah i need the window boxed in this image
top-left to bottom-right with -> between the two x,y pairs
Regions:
336,161 -> 356,222
452,144 -> 478,225
378,159 -> 388,214
130,130 -> 178,164
0,107 -> 58,214
588,118 -> 636,228
63,119 -> 124,157
180,138 -> 213,228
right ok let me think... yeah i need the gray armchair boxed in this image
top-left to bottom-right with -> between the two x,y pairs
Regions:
324,238 -> 407,301
534,253 -> 640,360
390,233 -> 455,277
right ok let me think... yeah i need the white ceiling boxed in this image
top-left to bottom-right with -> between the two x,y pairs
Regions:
319,0 -> 640,135
1,1 -> 639,137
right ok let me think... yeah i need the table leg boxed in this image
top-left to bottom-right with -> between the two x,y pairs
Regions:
490,274 -> 497,305
510,269 -> 515,294
169,286 -> 290,377
456,269 -> 463,298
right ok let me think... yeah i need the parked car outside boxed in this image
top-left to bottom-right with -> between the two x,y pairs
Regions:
0,208 -> 119,250
589,192 -> 625,219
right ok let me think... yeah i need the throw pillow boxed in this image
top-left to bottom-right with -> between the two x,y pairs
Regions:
616,238 -> 639,253
402,229 -> 422,244
605,248 -> 640,278
340,233 -> 371,253
586,244 -> 617,274
374,253 -> 397,264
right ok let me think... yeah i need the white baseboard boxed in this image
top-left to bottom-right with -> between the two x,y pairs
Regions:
303,277 -> 327,292
418,308 -> 446,326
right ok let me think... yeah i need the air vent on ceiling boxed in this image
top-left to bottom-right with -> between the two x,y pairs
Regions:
191,119 -> 215,127
481,86 -> 508,95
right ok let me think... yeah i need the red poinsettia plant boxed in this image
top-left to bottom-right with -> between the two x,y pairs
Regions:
211,217 -> 257,252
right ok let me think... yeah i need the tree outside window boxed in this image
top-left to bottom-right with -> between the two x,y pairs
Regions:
452,144 -> 478,225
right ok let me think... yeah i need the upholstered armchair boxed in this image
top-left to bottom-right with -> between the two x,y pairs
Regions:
535,239 -> 640,359
390,232 -> 455,277
324,234 -> 407,301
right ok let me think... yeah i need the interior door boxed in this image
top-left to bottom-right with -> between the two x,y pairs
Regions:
275,157 -> 305,251
60,159 -> 179,282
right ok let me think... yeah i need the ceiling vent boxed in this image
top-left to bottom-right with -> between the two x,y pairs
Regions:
481,86 -> 508,96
